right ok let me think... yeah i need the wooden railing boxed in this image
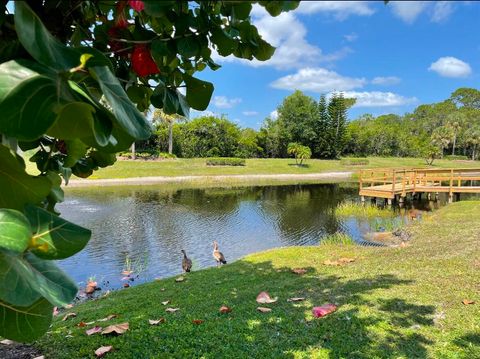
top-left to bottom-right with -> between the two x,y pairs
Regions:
359,168 -> 480,198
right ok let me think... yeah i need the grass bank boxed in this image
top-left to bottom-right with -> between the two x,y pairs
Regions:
66,157 -> 479,180
36,201 -> 480,358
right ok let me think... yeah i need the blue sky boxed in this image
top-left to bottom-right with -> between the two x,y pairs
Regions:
194,1 -> 480,129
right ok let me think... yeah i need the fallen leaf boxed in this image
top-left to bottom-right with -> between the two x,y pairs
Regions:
86,326 -> 102,336
257,307 -> 272,313
219,305 -> 232,313
0,339 -> 14,345
77,321 -> 87,327
287,297 -> 305,302
101,322 -> 129,335
312,304 -> 337,318
85,321 -> 95,326
123,283 -> 130,288
165,307 -> 180,313
256,291 -> 278,304
98,314 -> 117,322
462,299 -> 475,305
121,276 -> 131,281
95,345 -> 113,357
122,270 -> 133,276
338,257 -> 355,264
33,356 -> 44,359
149,318 -> 165,325
160,287 -> 166,291
53,307 -> 59,316
292,268 -> 307,275
323,259 -> 340,266
62,313 -> 77,321
175,276 -> 185,282
192,319 -> 204,325
64,304 -> 74,309
161,300 -> 170,306
85,285 -> 96,294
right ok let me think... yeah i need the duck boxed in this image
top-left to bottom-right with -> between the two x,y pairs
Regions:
212,241 -> 227,267
181,250 -> 192,272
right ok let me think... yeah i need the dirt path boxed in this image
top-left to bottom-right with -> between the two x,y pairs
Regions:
67,171 -> 354,187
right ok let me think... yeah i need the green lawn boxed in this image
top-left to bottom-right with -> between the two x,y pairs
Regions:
36,201 -> 480,358
68,157 -> 480,179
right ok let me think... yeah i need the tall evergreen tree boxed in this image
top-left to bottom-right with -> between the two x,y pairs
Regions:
312,95 -> 329,157
326,93 -> 348,159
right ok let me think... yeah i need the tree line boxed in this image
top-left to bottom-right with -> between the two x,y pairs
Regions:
140,87 -> 480,161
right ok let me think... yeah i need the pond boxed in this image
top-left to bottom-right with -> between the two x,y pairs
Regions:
56,182 -> 446,292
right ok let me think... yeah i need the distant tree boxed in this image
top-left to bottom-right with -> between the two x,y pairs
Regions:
465,126 -> 480,160
287,142 -> 312,166
235,128 -> 263,158
312,95 -> 329,157
325,93 -> 351,159
450,88 -> 480,109
431,126 -> 454,157
153,109 -> 184,154
446,112 -> 466,155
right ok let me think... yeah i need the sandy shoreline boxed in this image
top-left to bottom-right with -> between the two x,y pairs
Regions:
67,171 -> 354,187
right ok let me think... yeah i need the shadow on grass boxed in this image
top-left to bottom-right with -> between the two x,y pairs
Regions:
37,260 -> 436,358
288,163 -> 311,168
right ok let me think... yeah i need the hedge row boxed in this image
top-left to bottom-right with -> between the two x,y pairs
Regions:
206,157 -> 246,166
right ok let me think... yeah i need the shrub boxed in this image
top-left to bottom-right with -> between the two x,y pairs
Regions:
340,158 -> 369,166
321,233 -> 355,245
444,155 -> 468,161
206,157 -> 246,166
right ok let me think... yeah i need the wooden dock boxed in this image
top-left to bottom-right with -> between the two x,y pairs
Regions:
359,168 -> 480,204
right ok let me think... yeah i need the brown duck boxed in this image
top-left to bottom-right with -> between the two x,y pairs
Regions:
181,250 -> 192,272
213,241 -> 227,266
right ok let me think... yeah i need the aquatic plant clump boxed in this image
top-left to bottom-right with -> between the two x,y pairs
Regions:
320,233 -> 355,245
335,202 -> 394,219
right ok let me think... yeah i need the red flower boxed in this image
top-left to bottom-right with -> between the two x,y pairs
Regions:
129,0 -> 144,12
108,26 -> 131,57
115,1 -> 129,28
131,45 -> 160,77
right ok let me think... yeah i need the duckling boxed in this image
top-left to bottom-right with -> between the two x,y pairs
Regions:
181,249 -> 192,273
213,241 -> 227,267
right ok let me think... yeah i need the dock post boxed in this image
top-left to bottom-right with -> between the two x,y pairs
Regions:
435,192 -> 439,201
361,196 -> 365,203
448,194 -> 453,203
427,193 -> 431,200
387,198 -> 392,206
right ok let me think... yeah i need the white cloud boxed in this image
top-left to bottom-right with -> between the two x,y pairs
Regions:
428,57 -> 472,78
191,110 -> 217,118
390,1 -> 428,23
212,96 -> 242,109
371,76 -> 401,86
213,5 -> 351,69
344,32 -> 358,42
431,1 -> 454,23
270,110 -> 279,120
296,1 -> 375,20
270,67 -> 366,93
333,91 -> 417,107
242,111 -> 259,116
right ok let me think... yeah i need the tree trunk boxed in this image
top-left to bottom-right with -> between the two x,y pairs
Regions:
168,122 -> 173,154
473,144 -> 477,161
131,142 -> 136,160
452,135 -> 456,155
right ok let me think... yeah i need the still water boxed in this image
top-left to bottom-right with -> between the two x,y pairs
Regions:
56,183 -> 437,291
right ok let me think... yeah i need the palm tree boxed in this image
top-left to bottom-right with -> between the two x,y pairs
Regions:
153,109 -> 184,154
466,126 -> 480,160
431,126 -> 453,158
446,112 -> 465,156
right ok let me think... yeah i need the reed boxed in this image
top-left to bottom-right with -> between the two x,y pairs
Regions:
335,201 -> 394,218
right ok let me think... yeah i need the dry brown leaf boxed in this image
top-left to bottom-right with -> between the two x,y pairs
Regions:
101,322 -> 129,335
122,270 -> 133,276
338,257 -> 355,264
149,318 -> 166,325
161,300 -> 170,306
77,321 -> 87,327
86,326 -> 102,336
123,283 -> 130,288
287,297 -> 305,302
291,268 -> 307,275
165,307 -> 180,313
323,259 -> 340,266
462,299 -> 475,305
192,319 -> 204,325
53,307 -> 59,316
64,304 -> 74,309
256,291 -> 278,304
257,307 -> 272,313
175,276 -> 185,282
219,305 -> 232,313
62,312 -> 77,321
0,339 -> 14,345
98,314 -> 117,322
95,345 -> 113,357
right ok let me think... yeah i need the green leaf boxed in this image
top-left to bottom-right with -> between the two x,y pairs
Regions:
184,75 -> 214,111
177,89 -> 190,118
90,151 -> 117,168
143,0 -> 176,17
90,66 -> 152,140
0,209 -> 32,253
24,205 -> 91,260
0,145 -> 51,211
210,28 -> 236,57
254,38 -> 276,61
260,1 -> 300,17
64,139 -> 89,168
0,60 -> 62,140
177,36 -> 200,58
47,102 -> 97,139
163,88 -> 180,114
0,298 -> 53,342
0,250 -> 77,307
14,2 -> 79,71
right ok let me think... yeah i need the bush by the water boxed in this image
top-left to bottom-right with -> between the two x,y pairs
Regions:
335,202 -> 393,218
444,155 -> 469,161
321,233 -> 355,245
340,158 -> 370,166
206,157 -> 246,166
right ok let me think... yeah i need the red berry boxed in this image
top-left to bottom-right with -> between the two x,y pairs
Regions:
131,45 -> 160,77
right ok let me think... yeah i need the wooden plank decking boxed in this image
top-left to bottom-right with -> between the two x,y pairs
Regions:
359,168 -> 480,202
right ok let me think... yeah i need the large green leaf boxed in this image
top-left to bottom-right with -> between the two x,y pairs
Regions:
0,145 -> 51,211
14,2 -> 79,71
254,38 -> 276,61
0,250 -> 77,307
184,74 -> 214,111
0,209 -> 32,253
177,36 -> 200,58
90,66 -> 152,140
0,60 -> 61,140
24,205 -> 91,260
64,139 -> 89,168
0,298 -> 53,342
